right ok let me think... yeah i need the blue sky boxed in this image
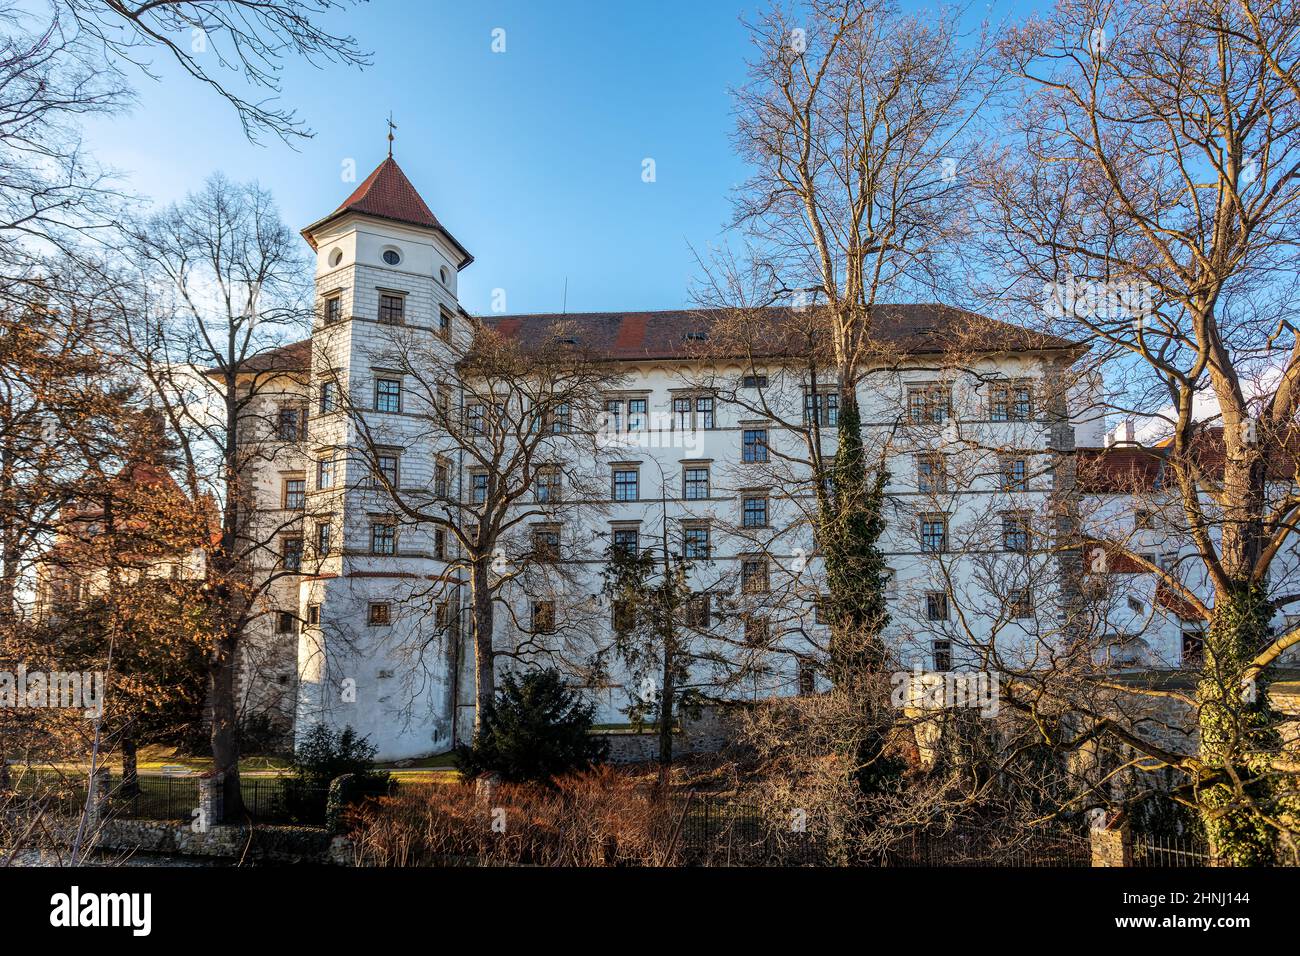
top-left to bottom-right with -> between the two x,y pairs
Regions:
81,0 -> 1039,316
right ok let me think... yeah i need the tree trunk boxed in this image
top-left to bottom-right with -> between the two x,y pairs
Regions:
657,640 -> 674,794
120,736 -> 139,798
471,556 -> 495,737
208,621 -> 244,821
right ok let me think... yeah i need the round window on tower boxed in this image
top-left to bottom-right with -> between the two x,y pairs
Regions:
328,248 -> 343,267
382,248 -> 402,266
439,266 -> 449,284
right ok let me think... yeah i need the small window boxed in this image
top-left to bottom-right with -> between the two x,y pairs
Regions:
532,526 -> 561,561
991,382 -> 1032,422
603,399 -> 623,432
434,528 -> 446,560
328,249 -> 343,268
908,385 -> 951,424
434,459 -> 450,498
535,469 -> 562,503
925,591 -> 949,621
742,429 -> 769,463
696,396 -> 715,430
920,514 -> 948,553
316,456 -> 335,490
683,526 -> 710,560
742,495 -> 768,528
1182,629 -> 1204,666
378,291 -> 405,323
549,403 -> 571,434
370,522 -> 396,556
373,452 -> 399,489
612,468 -> 639,501
1002,514 -> 1030,552
319,381 -> 338,414
532,601 -> 556,634
673,397 -> 692,430
307,604 -> 321,626
276,611 -> 296,634
368,602 -> 391,626
741,557 -> 769,594
323,294 -> 342,324
470,472 -> 489,505
382,249 -> 402,266
1007,589 -> 1032,619
685,593 -> 711,628
743,614 -> 769,645
627,399 -> 648,432
1001,457 -> 1028,492
438,305 -> 453,342
440,266 -> 449,284
277,406 -> 307,442
917,454 -> 947,494
316,521 -> 332,556
804,389 -> 839,427
283,478 -> 306,510
375,378 -> 402,413
932,639 -> 952,671
683,466 -> 710,500
742,373 -> 768,389
612,528 -> 639,557
282,536 -> 304,573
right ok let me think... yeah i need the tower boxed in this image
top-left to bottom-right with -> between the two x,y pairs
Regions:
295,154 -> 473,760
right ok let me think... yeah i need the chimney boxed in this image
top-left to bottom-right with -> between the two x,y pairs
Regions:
1106,420 -> 1136,447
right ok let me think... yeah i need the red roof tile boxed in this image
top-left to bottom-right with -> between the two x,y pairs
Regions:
302,157 -> 472,267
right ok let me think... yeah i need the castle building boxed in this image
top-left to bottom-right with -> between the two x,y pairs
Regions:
235,156 -> 1292,761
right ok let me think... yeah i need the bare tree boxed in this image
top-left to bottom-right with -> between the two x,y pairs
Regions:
979,0 -> 1300,863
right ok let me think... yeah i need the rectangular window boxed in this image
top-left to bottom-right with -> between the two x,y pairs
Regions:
627,398 -> 648,431
612,468 -> 639,501
307,604 -> 320,626
323,295 -> 341,325
804,390 -> 839,427
932,639 -> 952,671
282,536 -> 304,573
909,386 -> 951,424
370,522 -> 396,556
1003,514 -> 1030,552
277,406 -> 306,442
319,381 -> 337,414
741,557 -> 769,593
925,592 -> 949,621
991,383 -> 1032,422
683,526 -> 710,560
920,514 -> 948,553
612,528 -> 639,556
434,528 -> 446,560
535,469 -> 561,503
742,495 -> 768,528
436,600 -> 454,634
683,466 -> 710,500
368,602 -> 390,626
532,527 -> 560,561
466,403 -> 485,435
438,305 -> 453,342
316,456 -> 335,490
375,378 -> 402,413
378,292 -> 405,324
674,397 -> 692,431
470,472 -> 489,505
696,396 -> 715,430
1007,589 -> 1032,619
742,429 -> 769,463
917,454 -> 947,494
612,599 -> 636,634
276,611 -> 295,634
550,403 -> 571,434
532,601 -> 556,634
685,593 -> 711,628
283,478 -> 306,510
1001,457 -> 1028,492
434,459 -> 450,498
744,614 -> 769,645
604,399 -> 623,432
315,521 -> 331,556
374,452 -> 399,489
1182,629 -> 1204,667
742,373 -> 768,389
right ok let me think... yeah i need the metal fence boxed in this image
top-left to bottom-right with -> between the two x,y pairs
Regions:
1132,833 -> 1212,867
883,829 -> 1091,867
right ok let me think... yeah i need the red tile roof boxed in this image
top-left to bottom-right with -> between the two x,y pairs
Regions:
204,339 -> 312,377
301,157 -> 472,267
1078,425 -> 1300,493
483,304 -> 1079,361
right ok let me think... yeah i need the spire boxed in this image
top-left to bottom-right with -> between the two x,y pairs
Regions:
387,112 -> 396,158
300,154 -> 473,267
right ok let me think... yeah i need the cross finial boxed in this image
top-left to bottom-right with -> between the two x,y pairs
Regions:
386,113 -> 397,158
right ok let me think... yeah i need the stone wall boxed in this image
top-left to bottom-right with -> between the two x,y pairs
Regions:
95,819 -> 353,865
598,705 -> 737,764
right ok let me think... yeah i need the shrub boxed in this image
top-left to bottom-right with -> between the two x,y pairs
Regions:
455,669 -> 608,784
281,724 -> 389,824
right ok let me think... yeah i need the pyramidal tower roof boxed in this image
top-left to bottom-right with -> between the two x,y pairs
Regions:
302,156 -> 472,267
